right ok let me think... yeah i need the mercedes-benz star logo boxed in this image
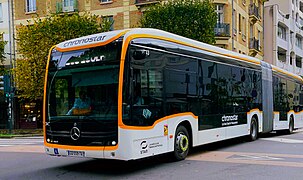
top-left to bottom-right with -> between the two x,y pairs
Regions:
70,127 -> 81,140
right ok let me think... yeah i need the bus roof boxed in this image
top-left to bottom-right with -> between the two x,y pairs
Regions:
55,29 -> 130,52
54,28 -> 303,83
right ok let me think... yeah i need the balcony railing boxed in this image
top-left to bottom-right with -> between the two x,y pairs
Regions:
135,0 -> 159,5
56,0 -> 78,13
214,23 -> 230,37
249,3 -> 260,23
249,37 -> 260,52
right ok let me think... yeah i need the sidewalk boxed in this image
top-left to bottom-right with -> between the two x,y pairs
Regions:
0,129 -> 43,138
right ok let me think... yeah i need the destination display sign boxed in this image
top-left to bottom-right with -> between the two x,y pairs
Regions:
56,29 -> 129,51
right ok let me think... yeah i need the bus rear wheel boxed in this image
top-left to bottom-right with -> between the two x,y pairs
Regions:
173,125 -> 189,161
249,118 -> 258,141
287,117 -> 294,134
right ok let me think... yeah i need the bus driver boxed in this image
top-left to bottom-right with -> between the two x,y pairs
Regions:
67,91 -> 91,115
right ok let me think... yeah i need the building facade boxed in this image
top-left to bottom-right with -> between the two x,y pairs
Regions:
264,0 -> 303,75
14,0 -> 265,59
0,0 -> 13,67
214,0 -> 264,60
14,0 -> 149,32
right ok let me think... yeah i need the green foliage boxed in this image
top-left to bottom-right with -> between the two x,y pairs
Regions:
14,12 -> 112,100
0,40 -> 6,65
140,0 -> 217,44
0,39 -> 8,76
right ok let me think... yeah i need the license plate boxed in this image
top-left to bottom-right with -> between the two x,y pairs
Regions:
67,150 -> 85,157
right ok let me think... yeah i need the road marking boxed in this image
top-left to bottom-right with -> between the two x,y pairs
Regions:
260,137 -> 303,144
188,151 -> 303,168
229,154 -> 284,161
0,145 -> 44,153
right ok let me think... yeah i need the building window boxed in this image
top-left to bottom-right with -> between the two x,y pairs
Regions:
290,31 -> 294,44
232,9 -> 236,35
239,14 -> 242,34
296,56 -> 302,68
242,16 -> 246,40
104,16 -> 114,31
290,55 -> 293,65
63,0 -> 75,12
100,0 -> 112,3
26,0 -> 36,13
215,4 -> 224,24
278,47 -> 287,62
278,24 -> 287,40
0,3 -> 3,22
295,35 -> 302,49
258,30 -> 261,49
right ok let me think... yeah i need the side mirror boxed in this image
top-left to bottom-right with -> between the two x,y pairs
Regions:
132,49 -> 149,60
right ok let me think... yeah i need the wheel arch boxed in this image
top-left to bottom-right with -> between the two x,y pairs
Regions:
252,114 -> 259,126
177,120 -> 193,148
289,114 -> 294,122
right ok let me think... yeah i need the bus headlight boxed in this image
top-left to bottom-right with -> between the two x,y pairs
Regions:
112,141 -> 117,146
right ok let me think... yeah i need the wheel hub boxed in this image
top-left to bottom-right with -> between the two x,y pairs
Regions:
177,134 -> 189,152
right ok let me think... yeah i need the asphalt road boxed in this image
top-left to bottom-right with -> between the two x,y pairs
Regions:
0,130 -> 303,180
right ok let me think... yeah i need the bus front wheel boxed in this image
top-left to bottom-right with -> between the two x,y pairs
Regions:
173,125 -> 189,161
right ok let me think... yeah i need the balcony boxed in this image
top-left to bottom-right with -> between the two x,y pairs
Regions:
249,3 -> 260,24
56,0 -> 78,13
214,23 -> 230,39
135,0 -> 159,6
249,37 -> 260,56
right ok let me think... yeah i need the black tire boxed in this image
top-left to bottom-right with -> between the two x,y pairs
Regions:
249,118 -> 258,141
172,125 -> 190,161
287,117 -> 294,134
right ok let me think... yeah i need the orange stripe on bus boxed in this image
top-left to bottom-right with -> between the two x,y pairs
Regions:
119,112 -> 198,130
247,108 -> 262,115
44,143 -> 118,151
123,34 -> 261,65
43,45 -> 56,144
287,110 -> 303,115
272,66 -> 303,83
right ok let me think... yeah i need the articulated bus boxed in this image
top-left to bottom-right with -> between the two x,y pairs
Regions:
44,28 -> 303,161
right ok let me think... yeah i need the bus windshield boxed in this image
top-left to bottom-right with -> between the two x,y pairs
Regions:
47,41 -> 122,121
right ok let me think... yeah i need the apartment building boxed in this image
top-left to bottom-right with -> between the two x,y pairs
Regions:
14,0 -> 151,31
214,0 -> 264,60
264,0 -> 303,75
13,0 -> 264,59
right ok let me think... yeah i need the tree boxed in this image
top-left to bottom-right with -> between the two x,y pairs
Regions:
14,13 -> 112,100
0,38 -> 7,76
0,38 -> 6,65
140,0 -> 217,44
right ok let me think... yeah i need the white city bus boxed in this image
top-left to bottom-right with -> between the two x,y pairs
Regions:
44,28 -> 303,161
